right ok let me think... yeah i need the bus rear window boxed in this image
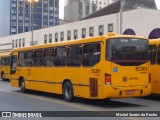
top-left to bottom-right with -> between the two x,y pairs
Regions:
106,38 -> 149,66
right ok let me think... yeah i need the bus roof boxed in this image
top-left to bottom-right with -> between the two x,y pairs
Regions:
149,39 -> 160,45
0,52 -> 11,57
12,34 -> 147,52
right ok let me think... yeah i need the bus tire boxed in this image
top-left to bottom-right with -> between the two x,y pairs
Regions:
63,81 -> 74,102
20,78 -> 27,93
1,72 -> 5,81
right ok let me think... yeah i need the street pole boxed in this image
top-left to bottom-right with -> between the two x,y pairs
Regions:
28,0 -> 39,46
120,0 -> 123,34
31,2 -> 34,46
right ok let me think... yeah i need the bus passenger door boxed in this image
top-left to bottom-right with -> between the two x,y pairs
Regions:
10,55 -> 18,87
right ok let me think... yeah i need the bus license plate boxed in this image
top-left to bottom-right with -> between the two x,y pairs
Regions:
126,90 -> 134,95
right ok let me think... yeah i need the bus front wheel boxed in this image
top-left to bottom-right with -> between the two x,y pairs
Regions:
63,82 -> 74,102
20,78 -> 27,93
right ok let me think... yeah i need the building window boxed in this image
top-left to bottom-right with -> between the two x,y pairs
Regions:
61,32 -> 64,41
15,39 -> 18,48
108,23 -> 113,32
89,27 -> 94,37
44,35 -> 47,44
82,28 -> 86,38
74,30 -> 78,39
99,25 -> 104,36
49,34 -> 52,43
22,38 -> 25,47
12,40 -> 14,48
19,39 -> 21,48
67,31 -> 71,40
55,33 -> 58,42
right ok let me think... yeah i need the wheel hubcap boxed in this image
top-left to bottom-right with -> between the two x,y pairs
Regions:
2,74 -> 4,79
21,82 -> 24,89
65,87 -> 71,98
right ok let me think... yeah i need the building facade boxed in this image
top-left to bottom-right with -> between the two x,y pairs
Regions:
64,0 -> 97,22
2,0 -> 59,36
64,0 -> 117,22
0,0 -> 10,37
95,0 -> 116,10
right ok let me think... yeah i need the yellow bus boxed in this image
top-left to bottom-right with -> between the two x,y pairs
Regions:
149,39 -> 160,94
10,33 -> 151,102
0,52 -> 11,81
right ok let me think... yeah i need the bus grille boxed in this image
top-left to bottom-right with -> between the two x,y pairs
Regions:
89,78 -> 98,97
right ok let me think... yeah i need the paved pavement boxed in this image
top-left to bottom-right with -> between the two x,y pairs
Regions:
0,80 -> 160,120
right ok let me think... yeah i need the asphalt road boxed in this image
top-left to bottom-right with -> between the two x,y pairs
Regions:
0,79 -> 160,120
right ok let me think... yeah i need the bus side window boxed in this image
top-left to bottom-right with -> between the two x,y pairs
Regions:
18,52 -> 25,67
44,48 -> 54,67
7,57 -> 11,66
149,45 -> 157,65
26,51 -> 34,67
67,45 -> 82,67
157,45 -> 160,64
83,43 -> 101,66
35,50 -> 44,67
54,47 -> 66,66
1,58 -> 5,66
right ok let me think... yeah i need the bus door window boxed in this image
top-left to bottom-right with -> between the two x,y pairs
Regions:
7,57 -> 10,66
18,52 -> 25,67
1,58 -> 5,66
67,45 -> 82,67
26,51 -> 34,67
10,56 -> 17,74
157,45 -> 160,64
44,48 -> 54,66
54,47 -> 66,66
149,45 -> 157,65
83,43 -> 101,66
34,50 -> 44,67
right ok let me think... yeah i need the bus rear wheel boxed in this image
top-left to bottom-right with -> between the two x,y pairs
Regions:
63,82 -> 74,102
20,78 -> 27,93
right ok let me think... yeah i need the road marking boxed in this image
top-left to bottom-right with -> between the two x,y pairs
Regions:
0,88 -> 96,111
0,88 -> 145,120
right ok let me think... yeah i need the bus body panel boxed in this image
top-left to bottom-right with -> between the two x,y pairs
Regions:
111,63 -> 149,87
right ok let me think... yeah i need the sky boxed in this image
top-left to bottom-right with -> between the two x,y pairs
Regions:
59,0 -> 160,19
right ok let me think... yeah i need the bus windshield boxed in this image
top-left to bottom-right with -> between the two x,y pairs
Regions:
106,38 -> 149,65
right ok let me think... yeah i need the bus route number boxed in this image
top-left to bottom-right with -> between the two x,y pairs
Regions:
92,69 -> 100,73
